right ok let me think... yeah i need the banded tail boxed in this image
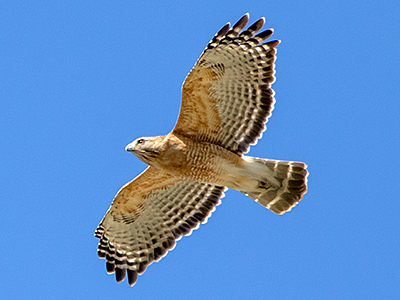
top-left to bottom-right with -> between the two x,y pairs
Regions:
241,157 -> 308,214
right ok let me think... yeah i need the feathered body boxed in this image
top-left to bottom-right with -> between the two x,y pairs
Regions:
126,133 -> 307,215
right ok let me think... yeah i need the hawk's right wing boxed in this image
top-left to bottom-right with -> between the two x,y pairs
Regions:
95,166 -> 225,286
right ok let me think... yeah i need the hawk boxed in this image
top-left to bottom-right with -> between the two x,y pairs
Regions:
95,13 -> 308,286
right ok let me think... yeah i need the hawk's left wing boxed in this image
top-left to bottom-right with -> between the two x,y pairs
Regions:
173,14 -> 279,155
95,166 -> 225,286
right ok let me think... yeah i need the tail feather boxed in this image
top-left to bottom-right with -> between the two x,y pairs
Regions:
242,158 -> 308,214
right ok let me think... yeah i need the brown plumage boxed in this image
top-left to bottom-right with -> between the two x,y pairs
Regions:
95,13 -> 308,287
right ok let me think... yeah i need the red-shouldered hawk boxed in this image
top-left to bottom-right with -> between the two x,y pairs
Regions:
95,13 -> 308,286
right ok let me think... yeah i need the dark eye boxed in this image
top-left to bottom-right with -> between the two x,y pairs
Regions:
137,139 -> 144,144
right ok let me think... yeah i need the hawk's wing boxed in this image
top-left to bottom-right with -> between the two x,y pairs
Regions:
173,14 -> 279,155
95,166 -> 225,286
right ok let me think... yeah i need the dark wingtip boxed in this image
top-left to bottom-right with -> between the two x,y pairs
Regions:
256,29 -> 274,41
233,13 -> 249,30
97,250 -> 106,259
267,40 -> 281,48
246,17 -> 265,34
115,267 -> 126,283
127,270 -> 138,287
106,260 -> 115,274
218,23 -> 230,35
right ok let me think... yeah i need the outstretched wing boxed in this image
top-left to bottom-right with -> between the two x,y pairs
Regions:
95,166 -> 225,286
173,13 -> 280,155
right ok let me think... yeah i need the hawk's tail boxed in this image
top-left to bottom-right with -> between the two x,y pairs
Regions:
241,157 -> 308,214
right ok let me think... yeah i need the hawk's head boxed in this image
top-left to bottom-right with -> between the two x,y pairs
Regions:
125,136 -> 164,165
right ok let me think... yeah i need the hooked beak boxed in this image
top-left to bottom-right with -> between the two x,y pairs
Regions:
125,143 -> 137,152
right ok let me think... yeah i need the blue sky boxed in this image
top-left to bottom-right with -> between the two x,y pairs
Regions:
1,1 -> 399,299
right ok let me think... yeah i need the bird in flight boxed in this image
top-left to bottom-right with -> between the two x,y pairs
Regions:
95,13 -> 308,286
